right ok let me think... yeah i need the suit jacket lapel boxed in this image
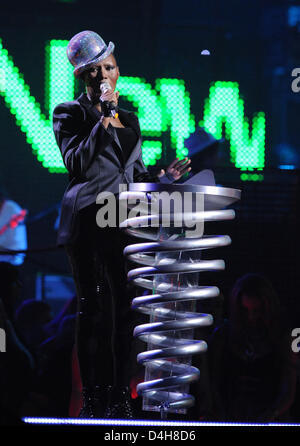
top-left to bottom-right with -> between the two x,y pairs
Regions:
116,109 -> 142,166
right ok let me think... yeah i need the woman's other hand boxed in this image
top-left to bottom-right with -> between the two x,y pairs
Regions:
158,157 -> 191,181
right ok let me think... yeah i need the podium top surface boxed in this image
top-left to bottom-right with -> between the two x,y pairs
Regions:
128,183 -> 241,208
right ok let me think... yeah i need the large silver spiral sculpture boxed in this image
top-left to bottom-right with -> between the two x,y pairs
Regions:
120,181 -> 241,417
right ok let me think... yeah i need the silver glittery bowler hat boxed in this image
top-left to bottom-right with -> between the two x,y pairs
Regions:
67,30 -> 115,77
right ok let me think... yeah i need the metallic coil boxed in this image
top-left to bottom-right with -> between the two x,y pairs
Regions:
120,189 -> 236,412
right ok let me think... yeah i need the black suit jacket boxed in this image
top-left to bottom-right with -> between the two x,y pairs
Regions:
53,93 -> 173,246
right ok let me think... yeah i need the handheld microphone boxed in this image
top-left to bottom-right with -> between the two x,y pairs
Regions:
100,82 -> 119,119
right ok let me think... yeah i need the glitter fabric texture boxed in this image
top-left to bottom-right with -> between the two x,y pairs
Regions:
66,30 -> 115,77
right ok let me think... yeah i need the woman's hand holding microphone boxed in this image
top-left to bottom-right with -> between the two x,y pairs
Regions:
99,82 -> 120,124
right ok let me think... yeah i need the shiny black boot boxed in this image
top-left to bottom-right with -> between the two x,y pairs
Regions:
78,386 -> 107,418
104,386 -> 134,419
93,385 -> 107,418
78,387 -> 95,418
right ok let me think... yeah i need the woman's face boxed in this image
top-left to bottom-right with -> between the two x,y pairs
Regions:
82,54 -> 120,96
241,294 -> 263,328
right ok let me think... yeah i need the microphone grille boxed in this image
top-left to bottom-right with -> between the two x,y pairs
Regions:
100,82 -> 111,93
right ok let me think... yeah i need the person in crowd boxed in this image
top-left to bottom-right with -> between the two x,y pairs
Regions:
208,273 -> 296,422
43,295 -> 77,339
14,299 -> 52,354
0,262 -> 34,424
0,188 -> 27,266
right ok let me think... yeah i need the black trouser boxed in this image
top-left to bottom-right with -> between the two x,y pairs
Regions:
65,202 -> 136,390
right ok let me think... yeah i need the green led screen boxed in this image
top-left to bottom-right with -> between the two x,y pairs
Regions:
0,39 -> 266,178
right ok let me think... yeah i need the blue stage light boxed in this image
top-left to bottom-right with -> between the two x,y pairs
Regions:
278,165 -> 297,170
22,417 -> 300,427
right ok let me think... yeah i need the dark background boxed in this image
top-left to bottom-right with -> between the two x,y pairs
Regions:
0,0 -> 299,319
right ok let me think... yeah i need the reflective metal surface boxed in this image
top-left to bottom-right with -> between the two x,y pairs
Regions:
120,182 -> 240,415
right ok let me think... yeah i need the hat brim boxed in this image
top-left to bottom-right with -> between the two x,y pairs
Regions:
74,41 -> 115,77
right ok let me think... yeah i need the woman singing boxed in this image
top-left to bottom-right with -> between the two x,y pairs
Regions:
53,30 -> 191,418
